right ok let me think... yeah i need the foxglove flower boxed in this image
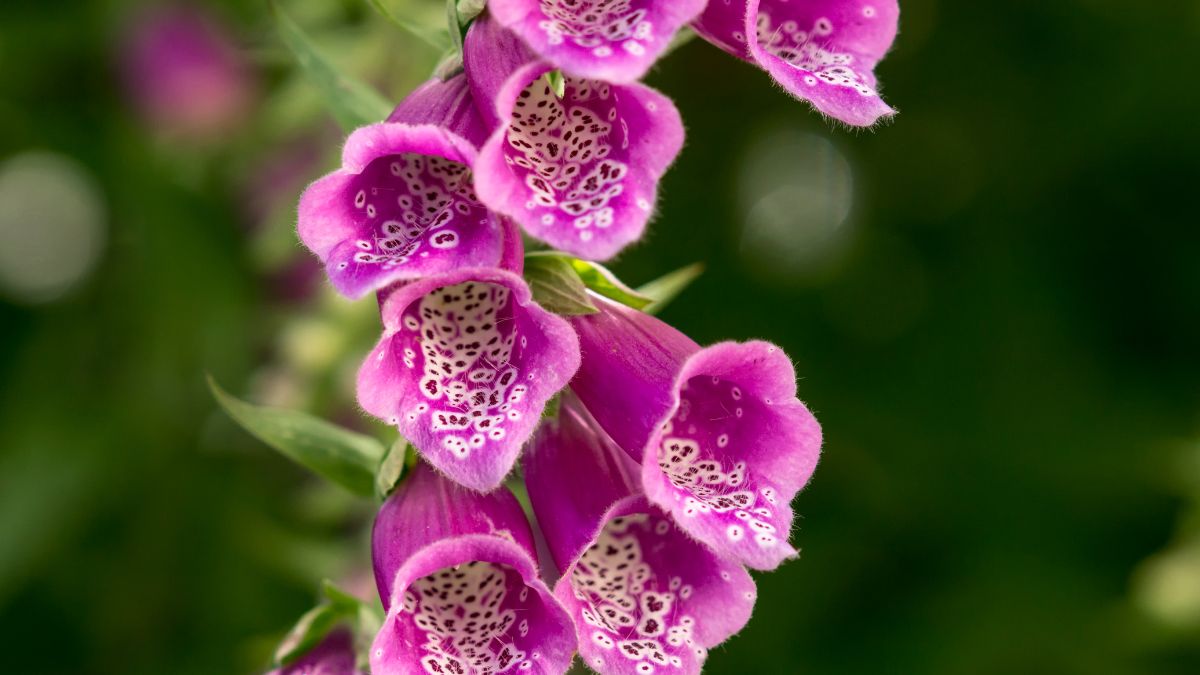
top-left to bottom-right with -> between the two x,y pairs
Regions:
357,267 -> 580,492
525,395 -> 755,674
464,15 -> 684,261
298,74 -> 513,299
269,627 -> 364,675
569,297 -> 822,570
370,461 -> 576,674
693,0 -> 898,126
488,0 -> 707,82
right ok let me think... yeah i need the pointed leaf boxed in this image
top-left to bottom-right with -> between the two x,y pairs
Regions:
273,0 -> 392,131
637,262 -> 704,315
208,376 -> 384,497
523,255 -> 598,316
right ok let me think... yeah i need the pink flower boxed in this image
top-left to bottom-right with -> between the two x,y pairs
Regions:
693,0 -> 899,126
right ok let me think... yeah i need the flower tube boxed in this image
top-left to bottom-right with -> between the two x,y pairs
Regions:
370,461 -> 576,674
464,14 -> 684,261
693,0 -> 899,126
524,394 -> 755,674
357,268 -> 580,492
569,297 -> 822,570
298,74 -> 513,299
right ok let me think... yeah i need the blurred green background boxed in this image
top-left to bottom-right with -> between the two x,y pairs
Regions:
2,0 -> 1199,673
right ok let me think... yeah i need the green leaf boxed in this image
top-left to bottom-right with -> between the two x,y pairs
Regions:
375,438 -> 409,501
364,0 -> 451,52
272,0 -> 392,131
525,252 -> 652,310
208,376 -> 384,497
523,255 -> 599,316
636,262 -> 704,315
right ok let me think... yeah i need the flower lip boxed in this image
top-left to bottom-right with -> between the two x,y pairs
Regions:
524,395 -> 755,674
642,340 -> 822,570
553,495 -> 756,674
465,15 -> 685,261
357,267 -> 581,492
370,534 -> 577,675
692,0 -> 899,126
487,0 -> 708,83
298,74 -> 510,300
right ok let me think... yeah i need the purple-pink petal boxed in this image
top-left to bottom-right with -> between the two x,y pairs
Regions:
524,397 -> 755,674
693,0 -> 899,126
372,461 -> 538,607
357,268 -> 580,492
570,299 -> 823,570
645,340 -> 821,570
370,464 -> 575,674
488,0 -> 707,82
465,15 -> 684,261
297,75 -> 509,299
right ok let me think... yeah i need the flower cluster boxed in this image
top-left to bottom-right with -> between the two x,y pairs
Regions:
294,3 -> 897,673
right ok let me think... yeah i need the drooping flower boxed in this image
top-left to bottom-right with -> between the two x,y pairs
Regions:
370,461 -> 576,674
524,394 -> 755,674
269,627 -> 364,675
298,74 -> 514,299
487,0 -> 707,83
463,14 -> 684,261
357,267 -> 580,492
568,297 -> 822,570
692,0 -> 899,126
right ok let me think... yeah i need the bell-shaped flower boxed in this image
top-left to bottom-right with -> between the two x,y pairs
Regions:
370,461 -> 576,674
357,267 -> 580,492
568,297 -> 822,570
487,0 -> 707,83
463,14 -> 684,261
524,394 -> 755,674
693,0 -> 899,126
298,73 -> 514,299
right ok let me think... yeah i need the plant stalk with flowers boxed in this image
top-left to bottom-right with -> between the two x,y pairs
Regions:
214,1 -> 898,672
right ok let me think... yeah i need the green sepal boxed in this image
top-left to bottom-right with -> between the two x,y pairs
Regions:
637,262 -> 704,315
523,254 -> 599,316
525,251 -> 653,311
375,438 -> 410,501
208,375 -> 384,498
271,0 -> 393,132
273,580 -> 384,668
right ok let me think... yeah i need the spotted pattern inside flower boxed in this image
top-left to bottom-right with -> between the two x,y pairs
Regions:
505,76 -> 632,243
657,377 -> 782,548
570,514 -> 706,673
399,282 -> 531,459
341,153 -> 487,270
753,12 -> 878,97
400,562 -> 540,674
535,0 -> 655,59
